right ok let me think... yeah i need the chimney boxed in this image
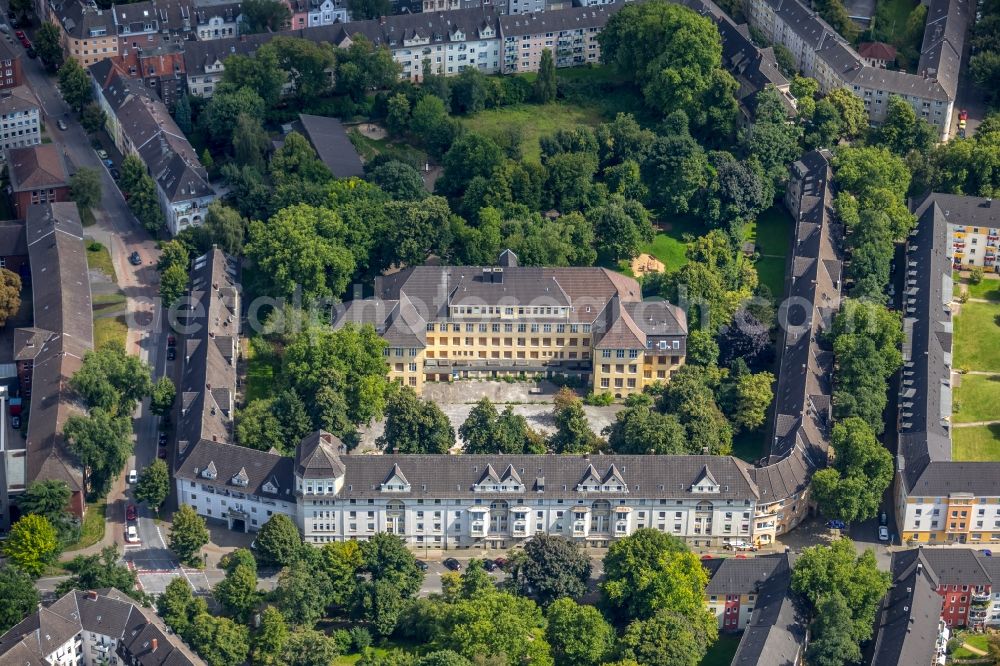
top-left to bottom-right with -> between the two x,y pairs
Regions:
151,639 -> 158,652
88,590 -> 98,600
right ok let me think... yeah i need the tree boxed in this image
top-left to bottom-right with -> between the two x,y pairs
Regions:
274,558 -> 333,627
657,365 -> 733,455
173,93 -> 193,134
605,398 -> 687,454
459,397 -> 499,453
806,592 -> 862,666
377,387 -> 455,454
727,371 -> 775,432
0,267 -> 20,328
618,609 -> 716,666
418,651 -> 472,666
215,562 -> 260,622
602,529 -> 710,624
245,204 -> 355,302
791,538 -> 891,643
253,606 -> 289,665
872,95 -> 937,155
70,342 -> 153,416
80,102 -> 106,134
439,591 -> 553,665
232,113 -> 270,171
18,480 -> 74,541
589,197 -> 654,262
699,152 -> 771,236
811,417 -> 894,523
746,88 -> 803,186
0,565 -> 39,632
320,541 -> 363,610
832,146 -> 911,202
367,160 -> 426,201
971,51 -> 1000,107
360,532 -> 424,598
642,114 -> 711,214
70,168 -> 102,211
358,579 -> 405,636
263,37 -> 336,103
347,0 -> 391,19
202,202 -> 246,255
814,0 -> 857,40
825,88 -> 867,139
169,505 -> 209,566
716,309 -> 773,372
34,22 -> 64,70
135,459 -> 170,510
241,0 -> 291,32
509,534 -> 591,606
255,514 -> 302,567
459,398 -> 543,454
150,376 -> 176,418
58,60 -> 92,112
386,93 -> 411,136
410,94 -> 456,157
159,262 -> 188,309
534,48 -> 557,104
3,514 -> 60,577
436,133 -> 505,199
236,398 -> 285,452
190,613 -> 251,666
120,154 -> 148,193
127,171 -> 165,233
203,87 -> 265,141
158,576 -> 208,637
64,408 -> 133,496
57,546 -> 137,596
544,598 -> 613,666
599,0 -> 735,132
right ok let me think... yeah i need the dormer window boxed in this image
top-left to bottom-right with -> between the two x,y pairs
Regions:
201,461 -> 217,480
231,467 -> 249,487
262,480 -> 277,494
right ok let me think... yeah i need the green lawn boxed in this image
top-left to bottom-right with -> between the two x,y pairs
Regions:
951,632 -> 989,659
955,301 -> 1000,372
747,206 -> 794,299
348,130 -> 428,167
460,102 -> 604,163
701,633 -> 742,666
93,292 -> 128,350
954,374 -> 1000,423
85,240 -> 116,281
244,337 -> 279,404
63,499 -> 106,553
638,215 -> 707,273
953,424 -> 1000,461
956,278 -> 1000,302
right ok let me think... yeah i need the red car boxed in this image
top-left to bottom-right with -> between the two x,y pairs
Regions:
20,38 -> 29,49
14,30 -> 23,39
126,504 -> 137,521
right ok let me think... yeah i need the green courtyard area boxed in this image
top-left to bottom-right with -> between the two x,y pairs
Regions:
952,278 -> 1000,461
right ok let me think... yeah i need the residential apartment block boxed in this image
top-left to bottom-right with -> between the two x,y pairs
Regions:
0,86 -> 41,159
702,553 -> 806,665
0,204 -> 93,530
194,0 -> 243,39
895,193 -> 1000,546
931,193 -> 1000,272
499,5 -> 610,72
91,59 -> 215,236
0,40 -> 24,90
744,0 -> 967,138
0,588 -> 202,665
51,1 -> 120,66
334,250 -> 687,397
6,144 -> 71,218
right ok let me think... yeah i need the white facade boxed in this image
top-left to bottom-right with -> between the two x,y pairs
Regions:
392,27 -> 501,81
165,192 -> 215,236
950,220 -> 1000,272
0,102 -> 40,158
308,0 -> 347,26
176,475 -> 298,532
197,14 -> 241,40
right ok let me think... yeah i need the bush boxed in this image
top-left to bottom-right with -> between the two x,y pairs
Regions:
332,629 -> 352,653
970,266 -> 985,284
349,626 -> 372,652
583,391 -> 615,406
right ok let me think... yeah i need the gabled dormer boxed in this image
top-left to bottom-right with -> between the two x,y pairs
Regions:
201,461 -> 217,480
576,464 -> 603,492
473,464 -> 501,491
262,476 -> 279,495
231,467 -> 249,487
602,464 -> 627,492
499,464 -> 522,489
381,463 -> 411,492
691,465 -> 720,493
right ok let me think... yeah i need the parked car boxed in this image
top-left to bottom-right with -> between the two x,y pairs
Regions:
493,557 -> 508,570
13,29 -> 23,39
96,148 -> 109,160
10,415 -> 20,429
878,526 -> 889,541
826,519 -> 847,530
109,167 -> 120,180
167,335 -> 176,347
443,558 -> 461,571
879,512 -> 888,526
57,119 -> 67,131
25,47 -> 34,58
126,525 -> 139,543
103,158 -> 114,168
129,251 -> 142,266
481,559 -> 497,571
157,449 -> 167,460
0,24 -> 9,34
126,504 -> 137,521
167,347 -> 176,361
158,431 -> 167,445
415,560 -> 429,571
128,469 -> 137,484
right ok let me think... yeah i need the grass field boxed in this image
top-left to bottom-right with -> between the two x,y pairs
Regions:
955,300 -> 1000,373
244,338 -> 279,404
701,633 -> 742,666
63,498 -> 106,552
950,632 -> 989,659
956,277 -> 1000,302
460,102 -> 604,163
953,424 -> 1000,461
85,240 -> 117,280
93,292 -> 128,350
637,215 -> 707,273
748,206 -> 794,299
954,374 -> 1000,423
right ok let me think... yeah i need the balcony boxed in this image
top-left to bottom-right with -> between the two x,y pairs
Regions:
972,594 -> 991,606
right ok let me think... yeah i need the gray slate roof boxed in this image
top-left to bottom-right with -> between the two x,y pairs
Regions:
731,553 -> 805,666
867,549 -> 945,666
704,553 -> 786,595
297,114 -> 364,179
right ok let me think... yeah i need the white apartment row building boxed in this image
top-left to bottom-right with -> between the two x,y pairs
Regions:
175,430 -> 789,550
0,86 -> 41,159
